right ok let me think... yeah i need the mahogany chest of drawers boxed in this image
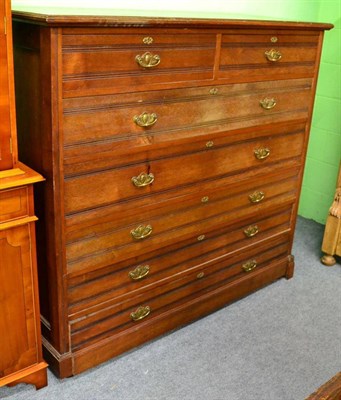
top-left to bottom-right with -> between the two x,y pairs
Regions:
11,11 -> 332,378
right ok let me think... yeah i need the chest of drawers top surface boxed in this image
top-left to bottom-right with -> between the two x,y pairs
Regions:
11,11 -> 332,378
11,8 -> 333,27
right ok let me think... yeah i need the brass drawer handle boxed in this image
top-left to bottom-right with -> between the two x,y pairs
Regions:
133,112 -> 158,127
244,225 -> 259,238
142,36 -> 153,45
260,98 -> 277,110
206,141 -> 214,148
130,306 -> 151,321
130,224 -> 153,240
254,147 -> 270,160
265,48 -> 282,62
132,172 -> 154,187
129,265 -> 150,280
249,191 -> 265,203
242,260 -> 257,272
135,51 -> 161,68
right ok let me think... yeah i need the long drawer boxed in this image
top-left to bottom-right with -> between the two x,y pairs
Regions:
66,164 -> 300,241
63,78 -> 312,165
63,120 -> 307,178
71,255 -> 289,375
69,233 -> 290,350
64,130 -> 304,214
68,207 -> 293,313
63,78 -> 312,147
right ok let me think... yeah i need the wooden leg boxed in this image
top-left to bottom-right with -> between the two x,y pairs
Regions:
321,216 -> 340,266
321,253 -> 336,266
286,255 -> 295,279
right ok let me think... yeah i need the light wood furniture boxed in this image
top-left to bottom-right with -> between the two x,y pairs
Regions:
11,10 -> 332,378
321,163 -> 341,266
0,0 -> 47,390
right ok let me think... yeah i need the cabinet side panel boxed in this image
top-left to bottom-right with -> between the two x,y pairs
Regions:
12,20 -> 51,325
13,21 -> 68,355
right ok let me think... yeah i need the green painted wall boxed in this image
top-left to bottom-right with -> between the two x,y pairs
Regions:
298,1 -> 341,224
12,0 -> 340,224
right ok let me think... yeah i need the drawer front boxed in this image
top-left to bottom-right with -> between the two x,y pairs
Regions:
69,234 -> 290,350
219,32 -> 319,82
64,130 -> 305,213
62,32 -> 216,95
63,78 -> 312,165
68,207 -> 293,312
65,173 -> 298,278
0,187 -> 29,223
63,120 -> 306,177
65,165 -> 300,242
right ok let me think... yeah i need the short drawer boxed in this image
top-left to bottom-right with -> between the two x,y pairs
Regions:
0,187 -> 29,223
69,234 -> 290,350
64,130 -> 305,213
219,31 -> 319,82
63,78 -> 312,168
67,207 -> 293,312
62,31 -> 216,96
